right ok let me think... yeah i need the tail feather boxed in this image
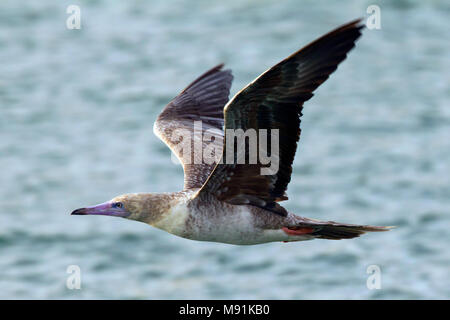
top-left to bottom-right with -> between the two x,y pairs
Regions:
289,219 -> 393,240
313,224 -> 391,240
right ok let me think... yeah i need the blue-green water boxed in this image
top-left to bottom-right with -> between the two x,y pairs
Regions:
1,0 -> 449,299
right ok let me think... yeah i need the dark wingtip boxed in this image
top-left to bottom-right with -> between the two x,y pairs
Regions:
330,18 -> 365,37
343,17 -> 365,28
215,63 -> 225,70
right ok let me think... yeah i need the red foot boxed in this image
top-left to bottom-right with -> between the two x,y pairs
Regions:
282,227 -> 314,236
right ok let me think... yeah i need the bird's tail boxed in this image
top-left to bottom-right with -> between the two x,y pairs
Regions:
285,218 -> 393,240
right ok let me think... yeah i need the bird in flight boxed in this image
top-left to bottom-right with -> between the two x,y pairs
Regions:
72,19 -> 390,245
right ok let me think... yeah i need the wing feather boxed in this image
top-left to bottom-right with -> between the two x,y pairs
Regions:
196,19 -> 364,216
154,64 -> 233,189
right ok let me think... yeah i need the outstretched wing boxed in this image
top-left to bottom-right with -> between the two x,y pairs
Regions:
196,19 -> 364,216
154,64 -> 233,189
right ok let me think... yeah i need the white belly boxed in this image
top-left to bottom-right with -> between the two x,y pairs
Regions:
153,200 -> 314,245
153,201 -> 190,236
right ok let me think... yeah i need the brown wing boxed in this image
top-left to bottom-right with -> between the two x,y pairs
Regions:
196,19 -> 364,216
154,64 -> 233,189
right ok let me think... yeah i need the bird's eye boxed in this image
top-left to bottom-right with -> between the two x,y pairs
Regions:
114,202 -> 123,208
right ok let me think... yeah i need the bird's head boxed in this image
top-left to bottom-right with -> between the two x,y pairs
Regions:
70,193 -> 172,224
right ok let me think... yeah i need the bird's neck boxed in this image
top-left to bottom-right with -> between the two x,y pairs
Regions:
128,191 -> 192,226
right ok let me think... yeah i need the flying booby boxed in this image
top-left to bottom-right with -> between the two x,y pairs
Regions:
71,19 -> 390,245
